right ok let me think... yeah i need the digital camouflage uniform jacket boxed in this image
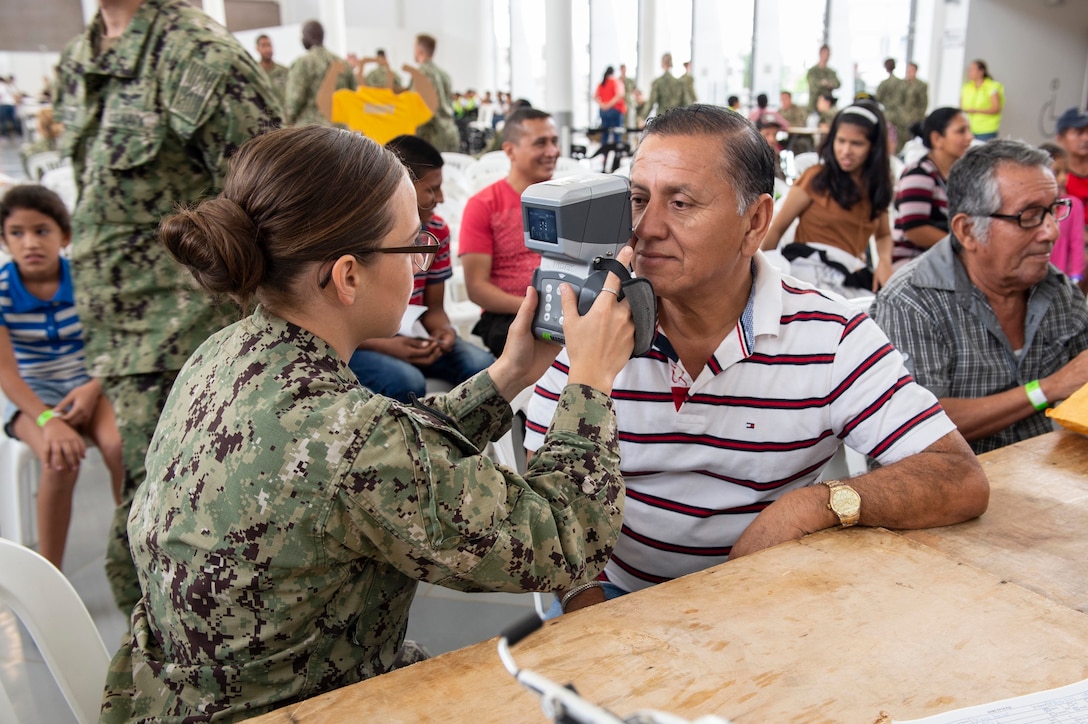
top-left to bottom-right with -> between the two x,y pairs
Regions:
100,307 -> 625,722
902,78 -> 929,130
284,44 -> 356,126
53,0 -> 282,377
806,65 -> 841,111
644,72 -> 694,119
262,61 -> 289,109
414,59 -> 460,152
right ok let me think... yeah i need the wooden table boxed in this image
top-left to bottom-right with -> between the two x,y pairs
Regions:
902,429 -> 1088,613
251,528 -> 1088,724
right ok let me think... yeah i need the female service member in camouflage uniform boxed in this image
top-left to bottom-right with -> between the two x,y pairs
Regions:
99,126 -> 636,722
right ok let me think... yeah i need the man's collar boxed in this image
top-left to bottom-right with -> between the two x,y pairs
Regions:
87,0 -> 161,78
906,236 -> 960,291
914,236 -> 1064,304
648,254 -> 774,364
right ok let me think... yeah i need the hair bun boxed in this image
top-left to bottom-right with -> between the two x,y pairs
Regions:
159,197 -> 266,303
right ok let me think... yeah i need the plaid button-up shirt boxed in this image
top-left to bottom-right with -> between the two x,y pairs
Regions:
871,237 -> 1088,453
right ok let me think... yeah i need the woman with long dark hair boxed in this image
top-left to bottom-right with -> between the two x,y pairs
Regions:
761,99 -> 894,298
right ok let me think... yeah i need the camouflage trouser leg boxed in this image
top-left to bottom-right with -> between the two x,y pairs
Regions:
103,371 -> 179,616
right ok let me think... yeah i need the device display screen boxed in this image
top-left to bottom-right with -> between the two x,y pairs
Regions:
527,207 -> 559,244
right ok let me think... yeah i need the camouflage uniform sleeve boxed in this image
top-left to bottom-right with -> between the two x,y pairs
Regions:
646,78 -> 661,115
340,380 -> 624,594
163,39 -> 282,185
283,56 -> 311,125
340,60 -> 357,92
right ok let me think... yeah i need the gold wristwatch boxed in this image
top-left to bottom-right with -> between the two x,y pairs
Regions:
820,479 -> 861,527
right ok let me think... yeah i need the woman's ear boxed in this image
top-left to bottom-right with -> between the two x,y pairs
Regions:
326,255 -> 364,305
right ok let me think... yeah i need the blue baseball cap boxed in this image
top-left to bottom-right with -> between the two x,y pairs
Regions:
1056,107 -> 1088,134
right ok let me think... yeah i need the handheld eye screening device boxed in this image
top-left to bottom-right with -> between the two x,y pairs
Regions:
521,174 -> 656,356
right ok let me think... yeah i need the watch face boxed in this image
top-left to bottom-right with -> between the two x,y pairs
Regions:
830,486 -> 861,516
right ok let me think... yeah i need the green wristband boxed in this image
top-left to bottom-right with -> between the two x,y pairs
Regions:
1024,379 -> 1049,412
36,409 -> 56,427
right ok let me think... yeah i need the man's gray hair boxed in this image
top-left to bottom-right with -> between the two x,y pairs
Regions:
641,103 -> 774,215
948,139 -> 1052,246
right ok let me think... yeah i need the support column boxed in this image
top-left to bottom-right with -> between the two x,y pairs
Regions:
509,1 -> 533,103
81,0 -> 99,26
752,0 -> 782,104
544,0 -> 575,152
930,0 -> 970,107
202,0 -> 227,26
318,0 -> 347,56
638,0 -> 658,92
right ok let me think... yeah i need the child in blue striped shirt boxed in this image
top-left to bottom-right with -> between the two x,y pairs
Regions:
0,185 -> 124,570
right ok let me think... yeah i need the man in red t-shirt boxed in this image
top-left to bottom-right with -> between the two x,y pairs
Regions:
459,107 -> 559,356
1057,108 -> 1088,214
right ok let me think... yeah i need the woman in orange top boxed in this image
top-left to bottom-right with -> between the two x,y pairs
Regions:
594,66 -> 627,146
760,99 -> 894,299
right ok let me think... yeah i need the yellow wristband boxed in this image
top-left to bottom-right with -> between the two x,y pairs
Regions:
1024,380 -> 1049,412
36,409 -> 56,427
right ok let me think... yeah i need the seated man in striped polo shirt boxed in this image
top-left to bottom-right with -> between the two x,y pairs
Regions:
524,104 -> 989,614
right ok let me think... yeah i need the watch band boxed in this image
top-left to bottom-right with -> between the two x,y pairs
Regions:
820,479 -> 861,527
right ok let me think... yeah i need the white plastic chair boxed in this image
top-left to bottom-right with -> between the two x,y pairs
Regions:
0,435 -> 41,546
553,157 -> 589,178
888,155 -> 905,184
440,151 -> 478,174
0,537 -> 111,724
900,138 -> 927,169
467,167 -> 509,195
793,152 -> 819,177
40,161 -> 78,212
0,385 -> 42,547
24,151 -> 65,181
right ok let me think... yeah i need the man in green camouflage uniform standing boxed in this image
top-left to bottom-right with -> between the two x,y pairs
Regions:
806,44 -> 841,112
255,33 -> 288,110
876,58 -> 910,151
642,53 -> 694,122
53,0 -> 282,614
902,62 -> 929,139
681,61 -> 697,103
284,20 -> 355,126
411,33 -> 460,152
619,63 -> 640,130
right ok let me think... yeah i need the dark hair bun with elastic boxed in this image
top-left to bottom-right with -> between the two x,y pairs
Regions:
159,197 -> 266,304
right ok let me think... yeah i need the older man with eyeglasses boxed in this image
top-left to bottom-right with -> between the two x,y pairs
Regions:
871,139 -> 1088,453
